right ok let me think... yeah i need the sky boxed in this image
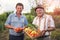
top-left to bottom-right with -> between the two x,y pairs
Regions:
0,0 -> 60,14
0,0 -> 36,14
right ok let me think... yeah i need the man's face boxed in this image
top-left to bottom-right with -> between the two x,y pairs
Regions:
16,5 -> 23,13
36,8 -> 44,17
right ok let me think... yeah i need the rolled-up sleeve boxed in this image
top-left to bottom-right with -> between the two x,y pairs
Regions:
5,14 -> 11,25
48,16 -> 55,27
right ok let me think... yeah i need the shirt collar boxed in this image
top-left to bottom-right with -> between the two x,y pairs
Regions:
15,13 -> 17,17
43,14 -> 46,18
14,12 -> 23,18
36,14 -> 46,19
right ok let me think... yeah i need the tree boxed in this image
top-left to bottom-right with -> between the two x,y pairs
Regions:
54,8 -> 60,15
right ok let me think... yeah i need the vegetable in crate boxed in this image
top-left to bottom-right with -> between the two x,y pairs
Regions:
24,27 -> 32,34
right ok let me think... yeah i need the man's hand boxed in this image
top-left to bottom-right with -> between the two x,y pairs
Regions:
41,30 -> 46,36
13,27 -> 23,33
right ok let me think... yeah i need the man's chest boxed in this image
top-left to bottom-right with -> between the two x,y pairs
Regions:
10,16 -> 25,24
35,17 -> 49,31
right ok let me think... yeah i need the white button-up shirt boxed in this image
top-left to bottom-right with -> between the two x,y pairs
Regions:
32,14 -> 55,35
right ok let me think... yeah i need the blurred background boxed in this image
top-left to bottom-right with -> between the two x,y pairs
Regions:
0,0 -> 60,40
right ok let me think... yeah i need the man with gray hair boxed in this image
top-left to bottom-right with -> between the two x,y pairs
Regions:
32,6 -> 55,40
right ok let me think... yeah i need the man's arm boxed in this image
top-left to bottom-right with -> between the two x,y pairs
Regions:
23,16 -> 28,29
5,14 -> 14,29
5,25 -> 14,29
46,16 -> 55,32
46,27 -> 55,32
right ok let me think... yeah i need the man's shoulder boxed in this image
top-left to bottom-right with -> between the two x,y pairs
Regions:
33,16 -> 38,20
21,15 -> 26,18
45,14 -> 52,18
8,13 -> 15,17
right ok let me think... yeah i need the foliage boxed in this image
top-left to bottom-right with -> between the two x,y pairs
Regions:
51,29 -> 60,40
54,16 -> 60,28
0,11 -> 13,32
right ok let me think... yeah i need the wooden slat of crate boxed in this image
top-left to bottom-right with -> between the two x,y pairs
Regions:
24,30 -> 35,39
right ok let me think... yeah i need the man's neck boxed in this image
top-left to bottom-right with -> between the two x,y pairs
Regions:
38,14 -> 44,18
16,12 -> 21,18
